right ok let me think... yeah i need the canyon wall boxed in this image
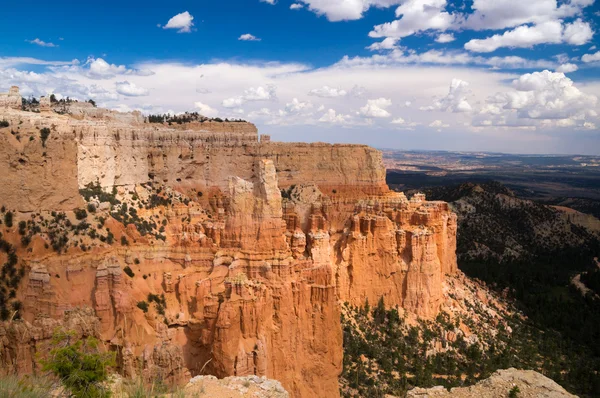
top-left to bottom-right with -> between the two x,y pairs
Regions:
0,103 -> 456,398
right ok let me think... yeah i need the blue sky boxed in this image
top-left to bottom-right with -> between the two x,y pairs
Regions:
1,0 -> 600,154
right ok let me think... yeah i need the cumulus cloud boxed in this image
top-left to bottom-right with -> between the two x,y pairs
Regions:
308,85 -> 347,97
336,48 -> 557,70
391,117 -> 405,124
556,63 -> 578,73
194,101 -> 219,117
239,33 -> 261,41
285,98 -> 313,113
359,97 -> 392,118
474,70 -> 598,129
84,58 -> 154,80
290,3 -> 303,9
260,0 -> 276,4
582,51 -> 600,63
370,0 -> 459,39
27,38 -> 58,48
115,81 -> 149,97
420,78 -> 472,112
297,0 -> 401,22
463,0 -> 593,31
222,86 -> 276,108
367,37 -> 399,51
435,33 -> 455,43
162,11 -> 194,33
465,22 -> 561,52
319,108 -> 351,123
429,119 -> 449,128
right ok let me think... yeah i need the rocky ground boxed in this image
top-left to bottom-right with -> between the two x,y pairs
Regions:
405,368 -> 577,398
180,375 -> 289,398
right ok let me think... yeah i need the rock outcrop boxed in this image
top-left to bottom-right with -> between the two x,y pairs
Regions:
405,368 -> 577,397
183,374 -> 289,397
0,97 -> 458,398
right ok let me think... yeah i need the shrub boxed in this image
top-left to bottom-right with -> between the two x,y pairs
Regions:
123,266 -> 134,278
134,258 -> 140,265
0,374 -> 53,397
74,208 -> 87,220
4,211 -> 13,228
87,203 -> 97,213
121,236 -> 129,246
40,128 -> 51,147
0,120 -> 9,128
18,221 -> 27,235
136,301 -> 149,313
106,231 -> 114,244
509,386 -> 521,398
42,332 -> 115,398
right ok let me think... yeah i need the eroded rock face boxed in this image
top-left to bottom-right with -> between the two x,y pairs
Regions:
0,104 -> 457,398
405,368 -> 577,397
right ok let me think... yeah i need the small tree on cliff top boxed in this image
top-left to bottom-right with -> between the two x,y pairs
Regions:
42,331 -> 116,398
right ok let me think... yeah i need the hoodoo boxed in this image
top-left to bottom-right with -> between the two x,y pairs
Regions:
0,90 -> 457,398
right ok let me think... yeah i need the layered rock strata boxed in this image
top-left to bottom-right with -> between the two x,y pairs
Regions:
0,103 -> 457,398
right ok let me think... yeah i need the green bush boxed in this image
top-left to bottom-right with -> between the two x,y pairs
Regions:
40,128 -> 51,147
42,332 -> 115,398
74,208 -> 87,220
136,301 -> 149,313
123,266 -> 134,278
509,385 -> 520,398
4,211 -> 13,228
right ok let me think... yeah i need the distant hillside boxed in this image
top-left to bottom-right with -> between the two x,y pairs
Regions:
414,181 -> 600,262
404,181 -> 600,396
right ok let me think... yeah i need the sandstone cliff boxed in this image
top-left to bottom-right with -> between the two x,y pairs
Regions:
0,102 -> 457,398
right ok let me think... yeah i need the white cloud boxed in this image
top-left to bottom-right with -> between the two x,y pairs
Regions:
0,57 -> 78,67
465,21 -> 562,53
336,48 -> 557,69
474,70 -> 598,129
285,98 -> 313,113
239,33 -> 261,41
429,119 -> 449,127
27,38 -> 58,48
556,63 -> 578,73
582,51 -> 600,63
290,3 -> 303,9
162,11 -> 194,33
115,81 -> 149,97
308,85 -> 347,97
463,0 -> 593,31
194,101 -> 219,117
465,19 -> 593,53
562,18 -> 594,45
5,54 -> 598,154
298,0 -> 402,22
391,117 -> 405,124
435,33 -> 455,43
360,97 -> 392,118
370,0 -> 459,39
222,86 -> 276,108
88,58 -> 127,79
367,37 -> 399,51
319,108 -> 351,123
83,58 -> 154,80
261,0 -> 276,4
420,78 -> 472,112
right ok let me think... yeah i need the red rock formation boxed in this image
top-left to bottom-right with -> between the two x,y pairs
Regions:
0,103 -> 457,398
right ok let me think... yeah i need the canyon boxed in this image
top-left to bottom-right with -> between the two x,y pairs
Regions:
0,97 -> 457,398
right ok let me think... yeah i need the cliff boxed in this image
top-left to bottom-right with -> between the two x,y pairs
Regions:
0,102 -> 457,398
